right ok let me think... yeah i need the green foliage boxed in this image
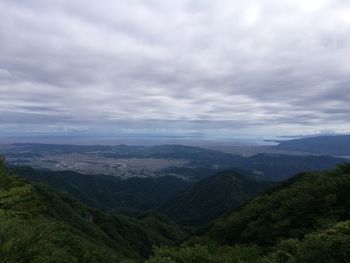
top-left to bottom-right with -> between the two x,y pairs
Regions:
261,239 -> 300,263
14,166 -> 189,214
0,215 -> 119,263
2,155 -> 350,262
147,221 -> 350,263
260,221 -> 350,263
148,165 -> 350,263
296,221 -> 350,263
160,171 -> 272,226
0,159 -> 186,262
146,243 -> 262,263
208,167 -> 350,246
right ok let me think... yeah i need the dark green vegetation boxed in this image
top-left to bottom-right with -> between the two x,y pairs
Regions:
147,164 -> 350,262
13,167 -> 269,226
0,158 -> 186,262
2,144 -> 350,262
160,171 -> 272,226
208,163 -> 350,245
276,134 -> 350,156
13,166 -> 189,215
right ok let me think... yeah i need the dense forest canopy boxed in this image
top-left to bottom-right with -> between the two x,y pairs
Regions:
0,157 -> 185,262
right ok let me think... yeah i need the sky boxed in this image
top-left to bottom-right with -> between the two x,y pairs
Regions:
1,0 -> 350,140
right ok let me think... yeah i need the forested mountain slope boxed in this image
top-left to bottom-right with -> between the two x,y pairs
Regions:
207,164 -> 350,246
0,158 -> 185,262
13,166 -> 189,214
160,171 -> 272,226
148,164 -> 350,263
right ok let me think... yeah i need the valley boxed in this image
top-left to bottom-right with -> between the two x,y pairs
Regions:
1,150 -> 350,262
10,153 -> 189,178
0,143 -> 347,182
2,0 -> 349,260
1,138 -> 350,262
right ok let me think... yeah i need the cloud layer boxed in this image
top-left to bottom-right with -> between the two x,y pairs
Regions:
1,0 -> 350,138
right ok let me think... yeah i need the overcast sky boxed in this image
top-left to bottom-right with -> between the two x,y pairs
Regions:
1,0 -> 350,139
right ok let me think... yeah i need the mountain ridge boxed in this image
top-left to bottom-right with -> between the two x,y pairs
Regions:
147,163 -> 350,262
276,135 -> 350,156
0,158 -> 186,262
160,170 -> 273,226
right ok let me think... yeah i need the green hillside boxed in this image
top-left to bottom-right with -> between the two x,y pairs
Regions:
13,166 -> 189,215
147,164 -> 350,262
3,154 -> 350,262
0,158 -> 186,262
160,171 -> 272,226
208,164 -> 350,246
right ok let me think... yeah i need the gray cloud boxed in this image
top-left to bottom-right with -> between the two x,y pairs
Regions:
0,0 -> 350,138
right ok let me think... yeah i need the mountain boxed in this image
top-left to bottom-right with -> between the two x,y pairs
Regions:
13,166 -> 189,214
13,166 -> 271,225
147,164 -> 350,262
276,134 -> 350,156
206,163 -> 350,246
0,158 -> 186,262
241,153 -> 345,181
160,171 -> 273,226
2,150 -> 350,262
